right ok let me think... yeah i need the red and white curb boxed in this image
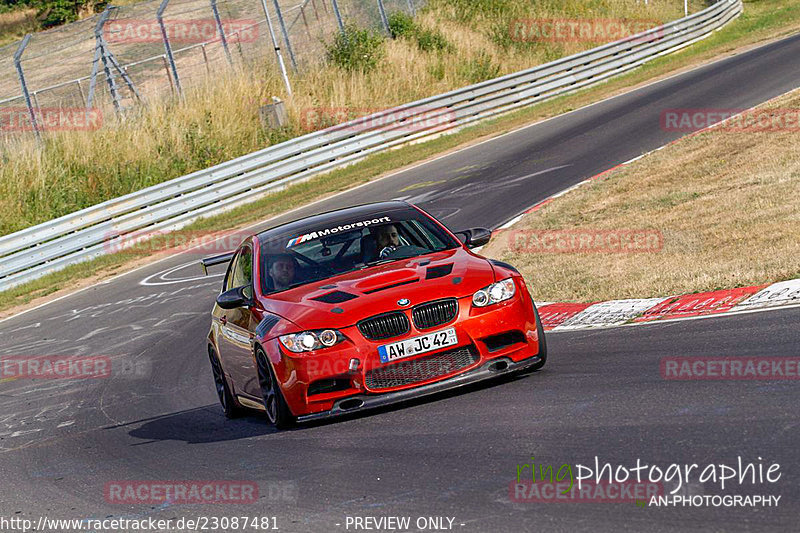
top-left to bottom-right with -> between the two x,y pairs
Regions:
494,90 -> 800,332
536,279 -> 800,331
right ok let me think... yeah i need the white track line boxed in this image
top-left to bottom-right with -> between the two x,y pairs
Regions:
0,37 -> 787,324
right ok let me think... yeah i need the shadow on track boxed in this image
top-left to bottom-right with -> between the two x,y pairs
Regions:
118,369 -> 545,443
109,406 -> 276,444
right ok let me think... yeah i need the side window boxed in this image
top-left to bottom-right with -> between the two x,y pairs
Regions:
230,246 -> 254,289
224,251 -> 240,291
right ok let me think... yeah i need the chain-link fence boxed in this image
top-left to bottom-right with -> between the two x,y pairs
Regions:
0,0 -> 422,143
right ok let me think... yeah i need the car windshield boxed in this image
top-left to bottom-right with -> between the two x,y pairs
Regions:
258,207 -> 459,294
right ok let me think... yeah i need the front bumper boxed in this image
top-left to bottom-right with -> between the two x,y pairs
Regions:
271,283 -> 541,417
296,352 -> 542,423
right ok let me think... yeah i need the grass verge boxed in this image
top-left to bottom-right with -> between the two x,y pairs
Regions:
2,0 -> 800,316
0,0 -> 702,235
481,88 -> 800,303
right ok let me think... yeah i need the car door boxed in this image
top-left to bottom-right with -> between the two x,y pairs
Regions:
216,242 -> 260,398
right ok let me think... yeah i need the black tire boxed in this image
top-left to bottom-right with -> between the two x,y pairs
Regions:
255,347 -> 296,429
521,297 -> 547,373
208,346 -> 243,418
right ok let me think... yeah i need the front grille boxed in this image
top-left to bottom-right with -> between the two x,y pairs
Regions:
358,311 -> 410,341
412,298 -> 458,330
365,345 -> 479,390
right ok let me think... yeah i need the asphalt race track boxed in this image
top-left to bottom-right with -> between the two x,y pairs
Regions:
1,32 -> 800,532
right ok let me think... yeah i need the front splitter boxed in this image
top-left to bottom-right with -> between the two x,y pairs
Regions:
296,353 -> 542,423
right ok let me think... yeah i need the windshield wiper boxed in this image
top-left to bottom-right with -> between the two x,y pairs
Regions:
360,258 -> 400,269
272,278 -> 325,293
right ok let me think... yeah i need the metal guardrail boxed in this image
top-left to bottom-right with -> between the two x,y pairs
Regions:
0,0 -> 743,292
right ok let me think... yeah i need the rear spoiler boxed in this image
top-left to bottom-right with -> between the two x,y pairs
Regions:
199,252 -> 235,276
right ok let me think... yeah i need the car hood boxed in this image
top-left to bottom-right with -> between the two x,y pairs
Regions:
262,248 -> 496,330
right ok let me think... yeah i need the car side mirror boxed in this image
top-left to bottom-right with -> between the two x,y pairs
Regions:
455,227 -> 492,249
216,286 -> 253,309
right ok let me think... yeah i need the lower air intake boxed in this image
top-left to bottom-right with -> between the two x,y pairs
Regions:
365,345 -> 479,390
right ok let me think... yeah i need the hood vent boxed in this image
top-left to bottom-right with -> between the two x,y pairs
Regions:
425,263 -> 454,280
311,290 -> 359,304
363,278 -> 419,295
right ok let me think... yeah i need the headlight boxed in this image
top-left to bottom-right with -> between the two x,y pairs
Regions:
472,278 -> 516,307
279,329 -> 345,353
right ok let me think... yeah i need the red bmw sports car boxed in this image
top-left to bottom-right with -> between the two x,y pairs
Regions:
203,201 -> 546,427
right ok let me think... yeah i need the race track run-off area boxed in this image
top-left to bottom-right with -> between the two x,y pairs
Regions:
1,32 -> 800,533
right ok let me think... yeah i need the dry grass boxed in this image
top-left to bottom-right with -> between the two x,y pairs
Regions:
0,8 -> 38,46
1,0 -> 800,313
0,0 -> 696,235
482,89 -> 800,303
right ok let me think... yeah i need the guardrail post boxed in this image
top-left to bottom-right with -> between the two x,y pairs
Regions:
210,0 -> 233,66
12,34 -> 41,143
158,0 -> 182,95
258,0 -> 293,97
406,0 -> 415,16
271,0 -> 298,72
376,0 -> 391,36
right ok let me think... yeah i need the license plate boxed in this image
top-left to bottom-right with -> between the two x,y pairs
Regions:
378,328 -> 458,363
